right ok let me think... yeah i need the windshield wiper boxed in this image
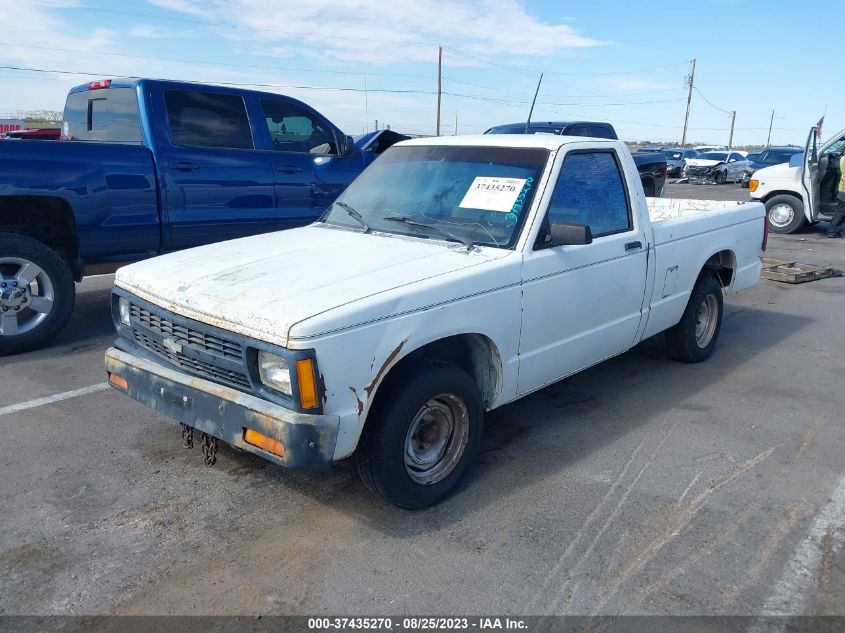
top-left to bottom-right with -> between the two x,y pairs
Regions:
334,201 -> 369,233
382,216 -> 474,250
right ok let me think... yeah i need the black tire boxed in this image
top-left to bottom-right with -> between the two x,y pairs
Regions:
642,178 -> 656,197
764,194 -> 805,234
665,273 -> 723,363
355,361 -> 484,509
0,233 -> 75,356
715,170 -> 727,185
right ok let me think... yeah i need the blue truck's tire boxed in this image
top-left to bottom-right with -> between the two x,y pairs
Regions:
355,360 -> 484,509
665,273 -> 723,363
0,233 -> 75,356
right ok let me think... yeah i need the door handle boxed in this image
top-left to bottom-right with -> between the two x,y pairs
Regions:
172,161 -> 200,172
625,240 -> 642,251
276,165 -> 302,174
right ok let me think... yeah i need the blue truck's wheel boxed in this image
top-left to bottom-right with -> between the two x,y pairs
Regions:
355,360 -> 483,509
0,233 -> 75,356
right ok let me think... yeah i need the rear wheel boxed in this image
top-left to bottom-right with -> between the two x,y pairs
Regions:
355,361 -> 483,509
765,194 -> 806,234
665,274 -> 723,363
0,233 -> 75,356
642,178 -> 656,197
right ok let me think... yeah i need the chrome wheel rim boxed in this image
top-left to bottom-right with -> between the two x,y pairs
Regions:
695,294 -> 719,348
404,393 -> 469,485
769,204 -> 794,228
0,257 -> 55,337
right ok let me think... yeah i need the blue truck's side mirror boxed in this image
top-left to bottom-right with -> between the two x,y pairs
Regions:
338,134 -> 356,157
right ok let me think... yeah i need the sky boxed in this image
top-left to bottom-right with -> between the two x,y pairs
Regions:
1,0 -> 843,146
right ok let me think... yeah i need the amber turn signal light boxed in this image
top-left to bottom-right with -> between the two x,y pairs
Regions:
748,179 -> 759,193
244,428 -> 286,458
295,358 -> 319,410
108,373 -> 128,390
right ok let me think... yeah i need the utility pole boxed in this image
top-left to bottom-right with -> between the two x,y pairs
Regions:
436,45 -> 442,136
728,110 -> 736,149
454,111 -> 458,136
525,72 -> 544,133
680,58 -> 696,147
766,110 -> 774,146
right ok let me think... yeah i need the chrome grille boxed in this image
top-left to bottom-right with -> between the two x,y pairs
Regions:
128,302 -> 251,391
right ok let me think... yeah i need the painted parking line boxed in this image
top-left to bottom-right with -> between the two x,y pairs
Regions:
0,383 -> 109,417
749,471 -> 845,631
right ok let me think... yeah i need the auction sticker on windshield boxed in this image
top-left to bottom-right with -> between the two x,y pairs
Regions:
459,177 -> 527,212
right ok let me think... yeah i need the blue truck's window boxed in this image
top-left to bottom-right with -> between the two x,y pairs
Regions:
63,88 -> 142,142
590,125 -> 617,140
259,99 -> 337,154
546,151 -> 631,238
164,90 -> 253,150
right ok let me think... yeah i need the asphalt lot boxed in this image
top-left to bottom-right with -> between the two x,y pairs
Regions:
2,183 -> 844,617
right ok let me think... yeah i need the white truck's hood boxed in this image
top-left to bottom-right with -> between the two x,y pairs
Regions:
115,225 -> 504,347
752,162 -> 799,180
685,158 -> 723,168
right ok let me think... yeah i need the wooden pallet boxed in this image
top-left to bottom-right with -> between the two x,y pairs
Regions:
761,258 -> 839,284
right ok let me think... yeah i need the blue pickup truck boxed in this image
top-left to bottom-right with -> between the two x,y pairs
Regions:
0,78 -> 406,355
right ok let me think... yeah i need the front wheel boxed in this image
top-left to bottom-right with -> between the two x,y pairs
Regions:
715,170 -> 727,185
355,361 -> 484,509
765,194 -> 806,234
665,274 -> 724,363
0,233 -> 76,356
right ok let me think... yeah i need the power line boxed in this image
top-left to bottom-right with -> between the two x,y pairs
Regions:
693,86 -> 732,114
0,64 -> 685,108
0,41 -> 427,79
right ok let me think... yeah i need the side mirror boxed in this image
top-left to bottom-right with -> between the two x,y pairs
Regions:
338,134 -> 356,157
548,222 -> 592,247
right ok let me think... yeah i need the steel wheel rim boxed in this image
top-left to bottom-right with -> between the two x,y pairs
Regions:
0,257 -> 55,337
695,294 -> 719,348
769,204 -> 794,228
404,393 -> 469,485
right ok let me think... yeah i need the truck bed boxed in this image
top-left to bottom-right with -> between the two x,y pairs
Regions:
647,198 -> 764,246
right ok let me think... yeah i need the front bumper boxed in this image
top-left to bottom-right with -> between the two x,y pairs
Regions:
105,347 -> 339,469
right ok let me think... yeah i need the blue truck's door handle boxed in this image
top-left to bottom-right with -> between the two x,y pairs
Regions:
625,240 -> 642,251
276,165 -> 302,174
172,161 -> 200,172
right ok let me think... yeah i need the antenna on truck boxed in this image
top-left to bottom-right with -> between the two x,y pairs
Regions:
524,73 -> 544,134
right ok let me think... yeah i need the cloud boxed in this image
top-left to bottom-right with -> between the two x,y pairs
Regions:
149,0 -> 610,66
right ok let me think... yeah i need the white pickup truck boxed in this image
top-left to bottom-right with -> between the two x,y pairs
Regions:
749,124 -> 845,233
105,135 -> 765,508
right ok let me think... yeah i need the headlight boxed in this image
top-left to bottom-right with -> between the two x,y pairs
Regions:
118,296 -> 131,328
257,351 -> 292,395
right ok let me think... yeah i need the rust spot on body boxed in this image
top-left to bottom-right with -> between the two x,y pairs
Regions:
349,386 -> 363,415
364,338 -> 408,398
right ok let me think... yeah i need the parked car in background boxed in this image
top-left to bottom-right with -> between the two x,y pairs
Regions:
662,147 -> 699,177
105,133 -> 765,508
740,146 -> 803,187
355,129 -> 412,155
745,152 -> 760,163
694,145 -> 727,153
2,128 -> 61,141
485,121 -> 667,196
684,151 -> 750,184
749,125 -> 845,233
0,78 -> 398,355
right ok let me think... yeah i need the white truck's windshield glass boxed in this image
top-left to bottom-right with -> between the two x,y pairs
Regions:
321,145 -> 548,249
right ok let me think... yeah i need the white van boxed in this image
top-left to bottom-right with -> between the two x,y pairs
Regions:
749,125 -> 845,233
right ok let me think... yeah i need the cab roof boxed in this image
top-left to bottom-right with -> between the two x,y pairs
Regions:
397,134 -> 619,152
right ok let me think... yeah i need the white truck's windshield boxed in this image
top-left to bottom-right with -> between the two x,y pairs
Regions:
320,145 -> 548,248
